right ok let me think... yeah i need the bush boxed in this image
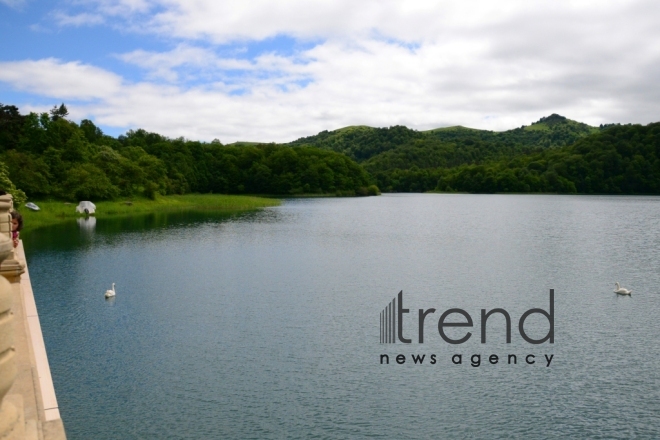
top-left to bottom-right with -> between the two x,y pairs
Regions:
367,184 -> 381,196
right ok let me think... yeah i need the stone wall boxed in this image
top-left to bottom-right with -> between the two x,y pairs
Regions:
0,195 -> 66,440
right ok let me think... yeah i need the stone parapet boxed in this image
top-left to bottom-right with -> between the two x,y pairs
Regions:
0,242 -> 66,440
0,193 -> 65,439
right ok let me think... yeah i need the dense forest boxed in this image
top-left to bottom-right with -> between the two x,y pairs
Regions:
290,114 -> 658,194
288,125 -> 424,161
0,104 -> 377,201
434,123 -> 660,194
288,114 -> 599,163
1,102 -> 658,201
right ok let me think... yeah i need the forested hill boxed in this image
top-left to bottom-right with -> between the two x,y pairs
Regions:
372,122 -> 660,193
0,104 -> 376,201
2,101 -> 657,200
287,114 -> 655,193
426,114 -> 599,150
432,122 -> 660,194
288,125 -> 423,161
288,114 -> 600,164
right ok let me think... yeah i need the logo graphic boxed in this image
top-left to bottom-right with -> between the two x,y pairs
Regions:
380,289 -> 554,345
379,291 -> 400,343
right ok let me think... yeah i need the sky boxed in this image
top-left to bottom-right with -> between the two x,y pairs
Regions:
0,0 -> 659,143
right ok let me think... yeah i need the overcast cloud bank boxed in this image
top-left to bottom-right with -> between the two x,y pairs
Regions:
0,0 -> 658,142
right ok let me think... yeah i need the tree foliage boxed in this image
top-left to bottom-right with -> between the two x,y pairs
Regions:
49,103 -> 69,121
433,123 -> 660,194
0,160 -> 26,207
288,114 -> 612,192
0,104 -> 374,202
2,102 -> 658,200
289,125 -> 424,161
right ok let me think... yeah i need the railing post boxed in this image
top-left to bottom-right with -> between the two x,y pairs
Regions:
0,195 -> 20,436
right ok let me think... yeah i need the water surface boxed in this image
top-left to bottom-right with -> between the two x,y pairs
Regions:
24,195 -> 660,439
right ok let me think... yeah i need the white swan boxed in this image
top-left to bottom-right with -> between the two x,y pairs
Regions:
614,282 -> 632,295
105,283 -> 116,298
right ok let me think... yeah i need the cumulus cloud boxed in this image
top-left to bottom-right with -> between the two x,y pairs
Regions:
117,44 -> 311,88
0,59 -> 123,99
1,0 -> 659,142
82,0 -> 640,45
117,45 -> 216,82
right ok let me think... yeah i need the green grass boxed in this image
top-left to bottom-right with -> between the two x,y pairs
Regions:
333,125 -> 373,133
523,123 -> 551,132
19,194 -> 281,231
225,141 -> 268,147
423,126 -> 486,133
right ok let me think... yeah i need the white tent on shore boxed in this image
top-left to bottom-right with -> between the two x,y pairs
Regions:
75,201 -> 96,215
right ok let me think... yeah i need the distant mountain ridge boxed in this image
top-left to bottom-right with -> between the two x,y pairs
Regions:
287,114 -> 660,195
288,125 -> 424,161
4,100 -> 655,198
287,114 -> 601,164
426,114 -> 599,149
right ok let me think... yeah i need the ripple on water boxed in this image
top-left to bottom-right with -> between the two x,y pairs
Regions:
24,195 -> 660,439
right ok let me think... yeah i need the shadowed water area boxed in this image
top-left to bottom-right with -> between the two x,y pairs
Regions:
22,195 -> 660,439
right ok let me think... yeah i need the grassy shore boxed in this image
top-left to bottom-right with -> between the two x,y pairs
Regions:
19,194 -> 281,231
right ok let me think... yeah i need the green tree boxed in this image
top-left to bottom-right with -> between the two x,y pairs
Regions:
59,163 -> 119,201
2,150 -> 51,197
0,161 -> 27,206
80,119 -> 103,143
49,103 -> 69,121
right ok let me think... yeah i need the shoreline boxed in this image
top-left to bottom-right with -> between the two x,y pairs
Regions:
19,194 -> 281,232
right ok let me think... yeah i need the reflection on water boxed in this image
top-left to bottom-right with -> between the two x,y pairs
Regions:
24,195 -> 660,439
76,216 -> 96,234
23,210 -> 250,253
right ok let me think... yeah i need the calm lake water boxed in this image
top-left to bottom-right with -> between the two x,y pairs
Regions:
23,194 -> 660,439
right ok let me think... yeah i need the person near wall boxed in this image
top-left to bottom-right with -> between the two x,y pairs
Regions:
10,211 -> 22,248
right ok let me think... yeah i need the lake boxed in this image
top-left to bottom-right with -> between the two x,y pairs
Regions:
23,194 -> 660,439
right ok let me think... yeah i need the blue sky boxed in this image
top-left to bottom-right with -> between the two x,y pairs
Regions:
1,0 -> 659,142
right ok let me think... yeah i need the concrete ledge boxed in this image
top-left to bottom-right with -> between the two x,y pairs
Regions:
20,267 -> 59,421
12,242 -> 66,439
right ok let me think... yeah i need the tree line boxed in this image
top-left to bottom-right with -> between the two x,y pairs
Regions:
0,104 -> 377,201
435,123 -> 660,194
369,123 -> 660,194
2,102 -> 657,200
291,113 -> 659,194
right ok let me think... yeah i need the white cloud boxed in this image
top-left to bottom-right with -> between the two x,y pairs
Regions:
53,12 -> 105,26
0,59 -> 123,99
94,0 -> 638,45
0,0 -> 27,9
118,45 -> 215,82
71,0 -> 151,17
1,0 -> 659,142
117,44 -> 311,88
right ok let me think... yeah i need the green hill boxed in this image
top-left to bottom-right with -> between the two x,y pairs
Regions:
0,103 -> 377,200
288,114 -> 604,191
288,125 -> 423,161
5,101 -> 655,198
289,114 -> 599,165
433,122 -> 660,194
428,114 -> 598,148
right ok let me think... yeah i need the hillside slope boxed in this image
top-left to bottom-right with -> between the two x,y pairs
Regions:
288,114 -> 600,167
426,114 -> 599,149
433,122 -> 660,194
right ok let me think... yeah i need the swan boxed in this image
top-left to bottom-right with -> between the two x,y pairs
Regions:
614,282 -> 632,295
105,283 -> 116,298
